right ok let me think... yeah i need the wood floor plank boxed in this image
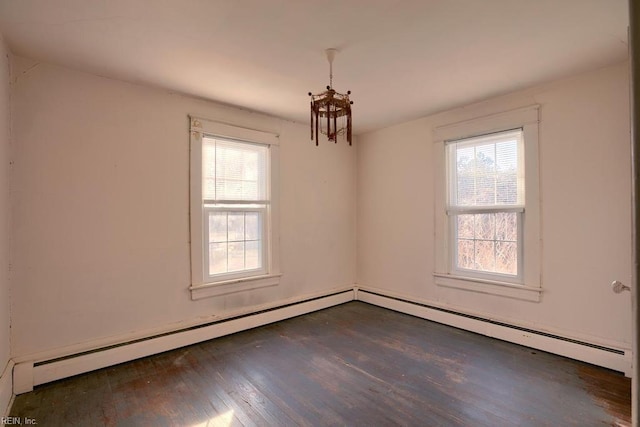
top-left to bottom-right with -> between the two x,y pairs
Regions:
8,302 -> 631,426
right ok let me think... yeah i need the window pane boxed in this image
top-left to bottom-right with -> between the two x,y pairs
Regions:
457,239 -> 475,270
496,242 -> 518,275
228,213 -> 245,242
209,212 -> 227,243
474,241 -> 495,272
495,212 -> 517,241
209,242 -> 227,275
457,215 -> 474,239
228,242 -> 245,272
245,212 -> 260,240
246,240 -> 262,270
453,212 -> 519,277
474,214 -> 495,240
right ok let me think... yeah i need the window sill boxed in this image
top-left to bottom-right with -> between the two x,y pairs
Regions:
190,273 -> 282,301
434,273 -> 541,302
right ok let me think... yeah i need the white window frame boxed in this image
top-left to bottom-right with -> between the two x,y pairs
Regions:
434,106 -> 542,302
447,129 -> 525,283
189,116 -> 281,300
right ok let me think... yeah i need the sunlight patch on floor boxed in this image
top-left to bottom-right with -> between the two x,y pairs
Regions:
192,410 -> 234,427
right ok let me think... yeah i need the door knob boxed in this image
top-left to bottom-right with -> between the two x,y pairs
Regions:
612,280 -> 631,293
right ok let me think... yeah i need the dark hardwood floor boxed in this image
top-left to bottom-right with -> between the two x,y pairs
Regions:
9,302 -> 631,426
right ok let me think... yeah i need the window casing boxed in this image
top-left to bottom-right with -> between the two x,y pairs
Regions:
190,117 -> 280,300
434,106 -> 541,302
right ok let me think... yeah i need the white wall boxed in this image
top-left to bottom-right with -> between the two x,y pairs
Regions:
0,34 -> 12,412
7,51 -> 631,369
9,56 -> 356,358
357,62 -> 632,348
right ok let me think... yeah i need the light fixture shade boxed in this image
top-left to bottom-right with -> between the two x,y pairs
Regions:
308,49 -> 353,146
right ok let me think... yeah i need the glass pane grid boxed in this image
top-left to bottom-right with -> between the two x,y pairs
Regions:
455,212 -> 518,276
208,211 -> 263,277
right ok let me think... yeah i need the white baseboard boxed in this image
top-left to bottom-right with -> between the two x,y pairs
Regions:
11,283 -> 633,395
355,286 -> 632,376
0,360 -> 14,417
13,289 -> 354,394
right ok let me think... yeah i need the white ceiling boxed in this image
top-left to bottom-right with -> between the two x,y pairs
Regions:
0,0 -> 630,135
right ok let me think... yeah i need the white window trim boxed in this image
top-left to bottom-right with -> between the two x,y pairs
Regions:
433,105 -> 541,302
189,116 -> 281,300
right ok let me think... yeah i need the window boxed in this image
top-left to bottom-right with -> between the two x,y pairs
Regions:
190,117 -> 281,300
434,106 -> 541,302
203,137 -> 268,280
447,129 -> 524,281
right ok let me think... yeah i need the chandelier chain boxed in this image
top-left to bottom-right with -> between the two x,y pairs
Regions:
329,60 -> 333,88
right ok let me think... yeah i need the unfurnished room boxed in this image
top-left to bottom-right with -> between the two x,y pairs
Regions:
0,1 -> 637,426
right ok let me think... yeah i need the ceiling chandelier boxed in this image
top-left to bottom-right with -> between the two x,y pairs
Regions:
308,48 -> 353,146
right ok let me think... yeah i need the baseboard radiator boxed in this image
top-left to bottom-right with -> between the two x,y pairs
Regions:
355,288 -> 632,376
13,289 -> 355,394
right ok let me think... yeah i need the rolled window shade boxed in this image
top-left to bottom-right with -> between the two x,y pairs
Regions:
202,136 -> 268,202
447,129 -> 524,209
